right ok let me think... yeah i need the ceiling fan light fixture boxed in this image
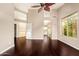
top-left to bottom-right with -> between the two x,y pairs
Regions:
38,3 -> 55,13
44,6 -> 50,11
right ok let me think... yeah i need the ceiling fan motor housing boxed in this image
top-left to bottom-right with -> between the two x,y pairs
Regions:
44,3 -> 55,11
38,3 -> 55,12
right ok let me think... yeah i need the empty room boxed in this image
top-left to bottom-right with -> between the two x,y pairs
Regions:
0,3 -> 79,56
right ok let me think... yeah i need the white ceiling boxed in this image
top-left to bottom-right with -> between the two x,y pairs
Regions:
14,3 -> 64,21
15,3 -> 40,13
15,3 -> 40,21
51,3 -> 64,9
15,3 -> 64,13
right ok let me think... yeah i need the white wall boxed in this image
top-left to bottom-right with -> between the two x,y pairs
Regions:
27,9 -> 58,39
58,3 -> 79,50
51,10 -> 58,39
28,9 -> 44,39
0,4 -> 14,53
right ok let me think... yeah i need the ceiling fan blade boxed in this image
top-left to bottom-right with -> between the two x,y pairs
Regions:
40,3 -> 45,7
38,7 -> 43,13
31,5 -> 41,8
45,3 -> 55,6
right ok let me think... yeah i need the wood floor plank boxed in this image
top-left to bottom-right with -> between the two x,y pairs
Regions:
0,37 -> 79,56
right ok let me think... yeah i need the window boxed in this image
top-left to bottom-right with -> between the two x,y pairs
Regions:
62,12 -> 78,38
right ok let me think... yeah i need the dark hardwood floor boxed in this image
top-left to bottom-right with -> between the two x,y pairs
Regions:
0,37 -> 79,56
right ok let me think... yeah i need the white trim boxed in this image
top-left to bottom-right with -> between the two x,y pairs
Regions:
0,45 -> 14,54
27,38 -> 44,40
59,40 -> 79,50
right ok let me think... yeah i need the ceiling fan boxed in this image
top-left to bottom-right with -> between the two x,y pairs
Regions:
31,3 -> 55,13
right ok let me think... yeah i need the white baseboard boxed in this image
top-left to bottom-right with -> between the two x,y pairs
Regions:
0,45 -> 14,54
59,40 -> 79,50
